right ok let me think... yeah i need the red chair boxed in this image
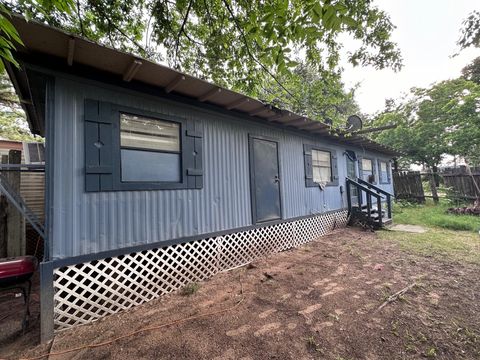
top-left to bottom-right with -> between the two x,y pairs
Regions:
0,256 -> 38,333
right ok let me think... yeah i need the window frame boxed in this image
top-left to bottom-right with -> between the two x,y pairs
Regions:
360,157 -> 375,183
311,148 -> 333,184
303,144 -> 339,187
119,112 -> 182,184
111,105 -> 191,191
378,160 -> 390,184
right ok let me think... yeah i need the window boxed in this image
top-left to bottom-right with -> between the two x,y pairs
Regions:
303,144 -> 338,187
312,149 -> 332,183
23,142 -> 45,164
379,160 -> 389,183
84,99 -> 203,192
120,113 -> 181,182
361,158 -> 374,182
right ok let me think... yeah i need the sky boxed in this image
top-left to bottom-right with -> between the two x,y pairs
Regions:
341,0 -> 480,115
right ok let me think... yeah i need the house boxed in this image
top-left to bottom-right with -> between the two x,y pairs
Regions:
5,16 -> 398,341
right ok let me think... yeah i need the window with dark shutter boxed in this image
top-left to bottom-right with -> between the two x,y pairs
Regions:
84,99 -> 203,192
303,144 -> 339,187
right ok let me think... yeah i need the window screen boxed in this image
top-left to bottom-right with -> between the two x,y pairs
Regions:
120,113 -> 181,182
312,149 -> 332,183
362,158 -> 373,181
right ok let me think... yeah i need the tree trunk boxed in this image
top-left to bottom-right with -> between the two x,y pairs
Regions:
429,167 -> 439,204
432,165 -> 440,187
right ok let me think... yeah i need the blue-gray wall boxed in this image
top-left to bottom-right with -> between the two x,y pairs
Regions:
48,74 -> 393,259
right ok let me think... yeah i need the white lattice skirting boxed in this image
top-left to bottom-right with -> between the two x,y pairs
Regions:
53,210 -> 348,331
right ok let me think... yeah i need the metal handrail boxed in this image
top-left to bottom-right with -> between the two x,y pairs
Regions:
356,178 -> 394,197
355,178 -> 392,219
346,177 -> 385,226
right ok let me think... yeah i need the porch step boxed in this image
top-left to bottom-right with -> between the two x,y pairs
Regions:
350,206 -> 391,229
361,208 -> 385,217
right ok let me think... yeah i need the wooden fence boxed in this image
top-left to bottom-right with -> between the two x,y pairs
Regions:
442,172 -> 480,200
393,171 -> 425,202
393,168 -> 480,203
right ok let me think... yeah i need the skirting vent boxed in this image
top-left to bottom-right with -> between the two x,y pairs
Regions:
52,210 -> 348,331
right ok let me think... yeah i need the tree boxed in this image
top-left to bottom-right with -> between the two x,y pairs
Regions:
457,10 -> 480,50
370,77 -> 480,199
462,56 -> 480,84
256,62 -> 360,125
439,79 -> 480,167
370,93 -> 448,170
1,0 -> 402,103
0,70 -> 40,141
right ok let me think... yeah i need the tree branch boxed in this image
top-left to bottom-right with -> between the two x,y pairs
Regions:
175,0 -> 193,68
89,2 -> 148,54
220,0 -> 296,100
76,0 -> 85,37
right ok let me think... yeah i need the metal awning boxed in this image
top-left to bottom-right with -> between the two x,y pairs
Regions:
6,15 -> 400,156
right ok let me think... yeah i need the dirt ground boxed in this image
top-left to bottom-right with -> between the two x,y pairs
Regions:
1,227 -> 479,359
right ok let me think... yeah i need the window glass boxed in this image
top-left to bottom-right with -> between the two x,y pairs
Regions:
380,161 -> 389,183
121,150 -> 181,182
362,158 -> 373,181
312,149 -> 332,183
120,113 -> 181,183
120,113 -> 180,152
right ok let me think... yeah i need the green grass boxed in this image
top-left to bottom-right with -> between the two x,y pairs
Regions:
393,199 -> 480,232
379,199 -> 480,264
378,228 -> 480,264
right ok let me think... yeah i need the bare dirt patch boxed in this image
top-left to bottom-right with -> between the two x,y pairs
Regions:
2,227 -> 479,359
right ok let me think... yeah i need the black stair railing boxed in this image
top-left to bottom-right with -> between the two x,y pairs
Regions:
346,178 -> 384,226
356,178 -> 393,219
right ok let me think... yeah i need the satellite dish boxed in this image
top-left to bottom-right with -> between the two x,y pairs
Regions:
346,115 -> 363,132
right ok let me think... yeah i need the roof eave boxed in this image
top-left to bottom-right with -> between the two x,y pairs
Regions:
7,14 -> 399,155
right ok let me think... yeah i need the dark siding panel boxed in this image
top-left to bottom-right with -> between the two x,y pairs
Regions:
303,144 -> 314,187
99,123 -> 113,190
357,155 -> 363,180
331,151 -> 339,186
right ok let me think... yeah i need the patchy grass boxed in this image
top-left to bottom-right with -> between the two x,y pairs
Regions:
393,199 -> 480,232
379,228 -> 480,264
180,282 -> 200,296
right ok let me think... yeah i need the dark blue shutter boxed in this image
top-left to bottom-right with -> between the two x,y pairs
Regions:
185,119 -> 203,189
304,144 -> 315,187
371,159 -> 377,184
331,151 -> 339,186
357,155 -> 363,180
377,159 -> 382,183
84,99 -> 113,192
387,161 -> 392,184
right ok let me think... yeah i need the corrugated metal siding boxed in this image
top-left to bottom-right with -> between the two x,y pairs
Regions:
20,172 -> 45,221
51,76 -> 394,259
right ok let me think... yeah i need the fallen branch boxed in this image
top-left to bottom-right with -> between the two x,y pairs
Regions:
377,283 -> 417,311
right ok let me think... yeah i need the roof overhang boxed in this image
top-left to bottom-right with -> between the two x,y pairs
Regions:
6,15 -> 401,157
